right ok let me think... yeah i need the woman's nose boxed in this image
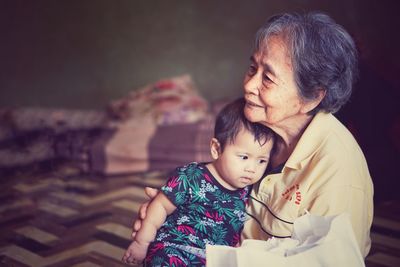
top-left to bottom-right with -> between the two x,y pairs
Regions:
244,74 -> 261,95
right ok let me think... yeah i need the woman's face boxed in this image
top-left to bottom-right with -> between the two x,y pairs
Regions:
243,35 -> 306,128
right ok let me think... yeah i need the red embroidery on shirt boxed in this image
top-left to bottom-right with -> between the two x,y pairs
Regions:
282,184 -> 301,205
295,191 -> 302,205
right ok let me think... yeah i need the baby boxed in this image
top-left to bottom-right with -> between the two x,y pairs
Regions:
122,98 -> 275,266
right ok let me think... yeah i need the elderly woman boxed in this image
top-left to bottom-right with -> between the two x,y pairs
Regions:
132,11 -> 374,260
241,12 -> 373,258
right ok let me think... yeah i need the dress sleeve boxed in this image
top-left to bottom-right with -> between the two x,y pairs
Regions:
160,168 -> 190,206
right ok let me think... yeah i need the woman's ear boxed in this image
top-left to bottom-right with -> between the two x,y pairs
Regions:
301,89 -> 326,114
210,138 -> 221,160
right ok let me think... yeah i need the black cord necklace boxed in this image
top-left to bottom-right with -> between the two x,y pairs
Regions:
246,195 -> 294,238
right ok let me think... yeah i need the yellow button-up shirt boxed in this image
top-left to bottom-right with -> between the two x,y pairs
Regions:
242,112 -> 374,258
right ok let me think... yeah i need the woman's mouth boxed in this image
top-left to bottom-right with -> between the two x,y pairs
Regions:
245,100 -> 263,108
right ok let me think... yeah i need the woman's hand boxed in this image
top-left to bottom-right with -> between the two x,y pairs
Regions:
131,187 -> 159,240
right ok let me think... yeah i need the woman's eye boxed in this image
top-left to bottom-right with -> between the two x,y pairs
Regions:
261,74 -> 274,88
263,74 -> 272,82
247,65 -> 257,75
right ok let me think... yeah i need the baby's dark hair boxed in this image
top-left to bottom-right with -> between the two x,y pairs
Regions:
214,98 -> 275,150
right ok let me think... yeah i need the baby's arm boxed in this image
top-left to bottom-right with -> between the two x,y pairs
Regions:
122,192 -> 176,264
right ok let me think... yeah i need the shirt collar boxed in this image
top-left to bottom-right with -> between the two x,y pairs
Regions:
285,112 -> 334,170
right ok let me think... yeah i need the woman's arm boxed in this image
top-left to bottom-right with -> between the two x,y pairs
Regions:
306,185 -> 373,258
131,187 -> 159,240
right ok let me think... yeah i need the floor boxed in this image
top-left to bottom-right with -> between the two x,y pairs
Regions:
0,164 -> 399,267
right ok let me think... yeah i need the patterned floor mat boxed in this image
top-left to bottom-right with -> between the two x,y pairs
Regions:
0,165 -> 399,267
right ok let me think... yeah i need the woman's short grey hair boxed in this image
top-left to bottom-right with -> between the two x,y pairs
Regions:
255,11 -> 358,114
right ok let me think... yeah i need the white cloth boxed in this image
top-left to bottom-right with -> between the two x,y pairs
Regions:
207,212 -> 365,267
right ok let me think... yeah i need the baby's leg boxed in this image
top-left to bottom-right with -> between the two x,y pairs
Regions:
143,243 -> 174,266
122,240 -> 148,264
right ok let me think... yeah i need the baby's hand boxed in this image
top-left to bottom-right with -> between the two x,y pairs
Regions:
122,240 -> 148,265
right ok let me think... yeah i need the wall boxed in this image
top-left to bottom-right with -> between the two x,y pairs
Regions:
0,0 -> 399,201
1,0 -> 398,108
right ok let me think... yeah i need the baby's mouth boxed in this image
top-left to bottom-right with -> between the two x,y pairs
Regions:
240,177 -> 252,182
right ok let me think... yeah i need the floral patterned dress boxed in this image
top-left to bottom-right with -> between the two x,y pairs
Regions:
144,162 -> 250,267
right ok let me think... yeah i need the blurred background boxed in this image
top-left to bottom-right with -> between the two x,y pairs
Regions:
0,0 -> 399,202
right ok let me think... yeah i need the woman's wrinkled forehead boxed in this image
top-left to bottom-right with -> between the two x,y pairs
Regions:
254,35 -> 293,67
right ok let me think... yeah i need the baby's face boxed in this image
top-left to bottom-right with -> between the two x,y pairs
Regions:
215,128 -> 273,190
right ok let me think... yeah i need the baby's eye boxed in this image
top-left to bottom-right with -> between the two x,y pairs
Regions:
239,155 -> 248,160
259,159 -> 267,164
